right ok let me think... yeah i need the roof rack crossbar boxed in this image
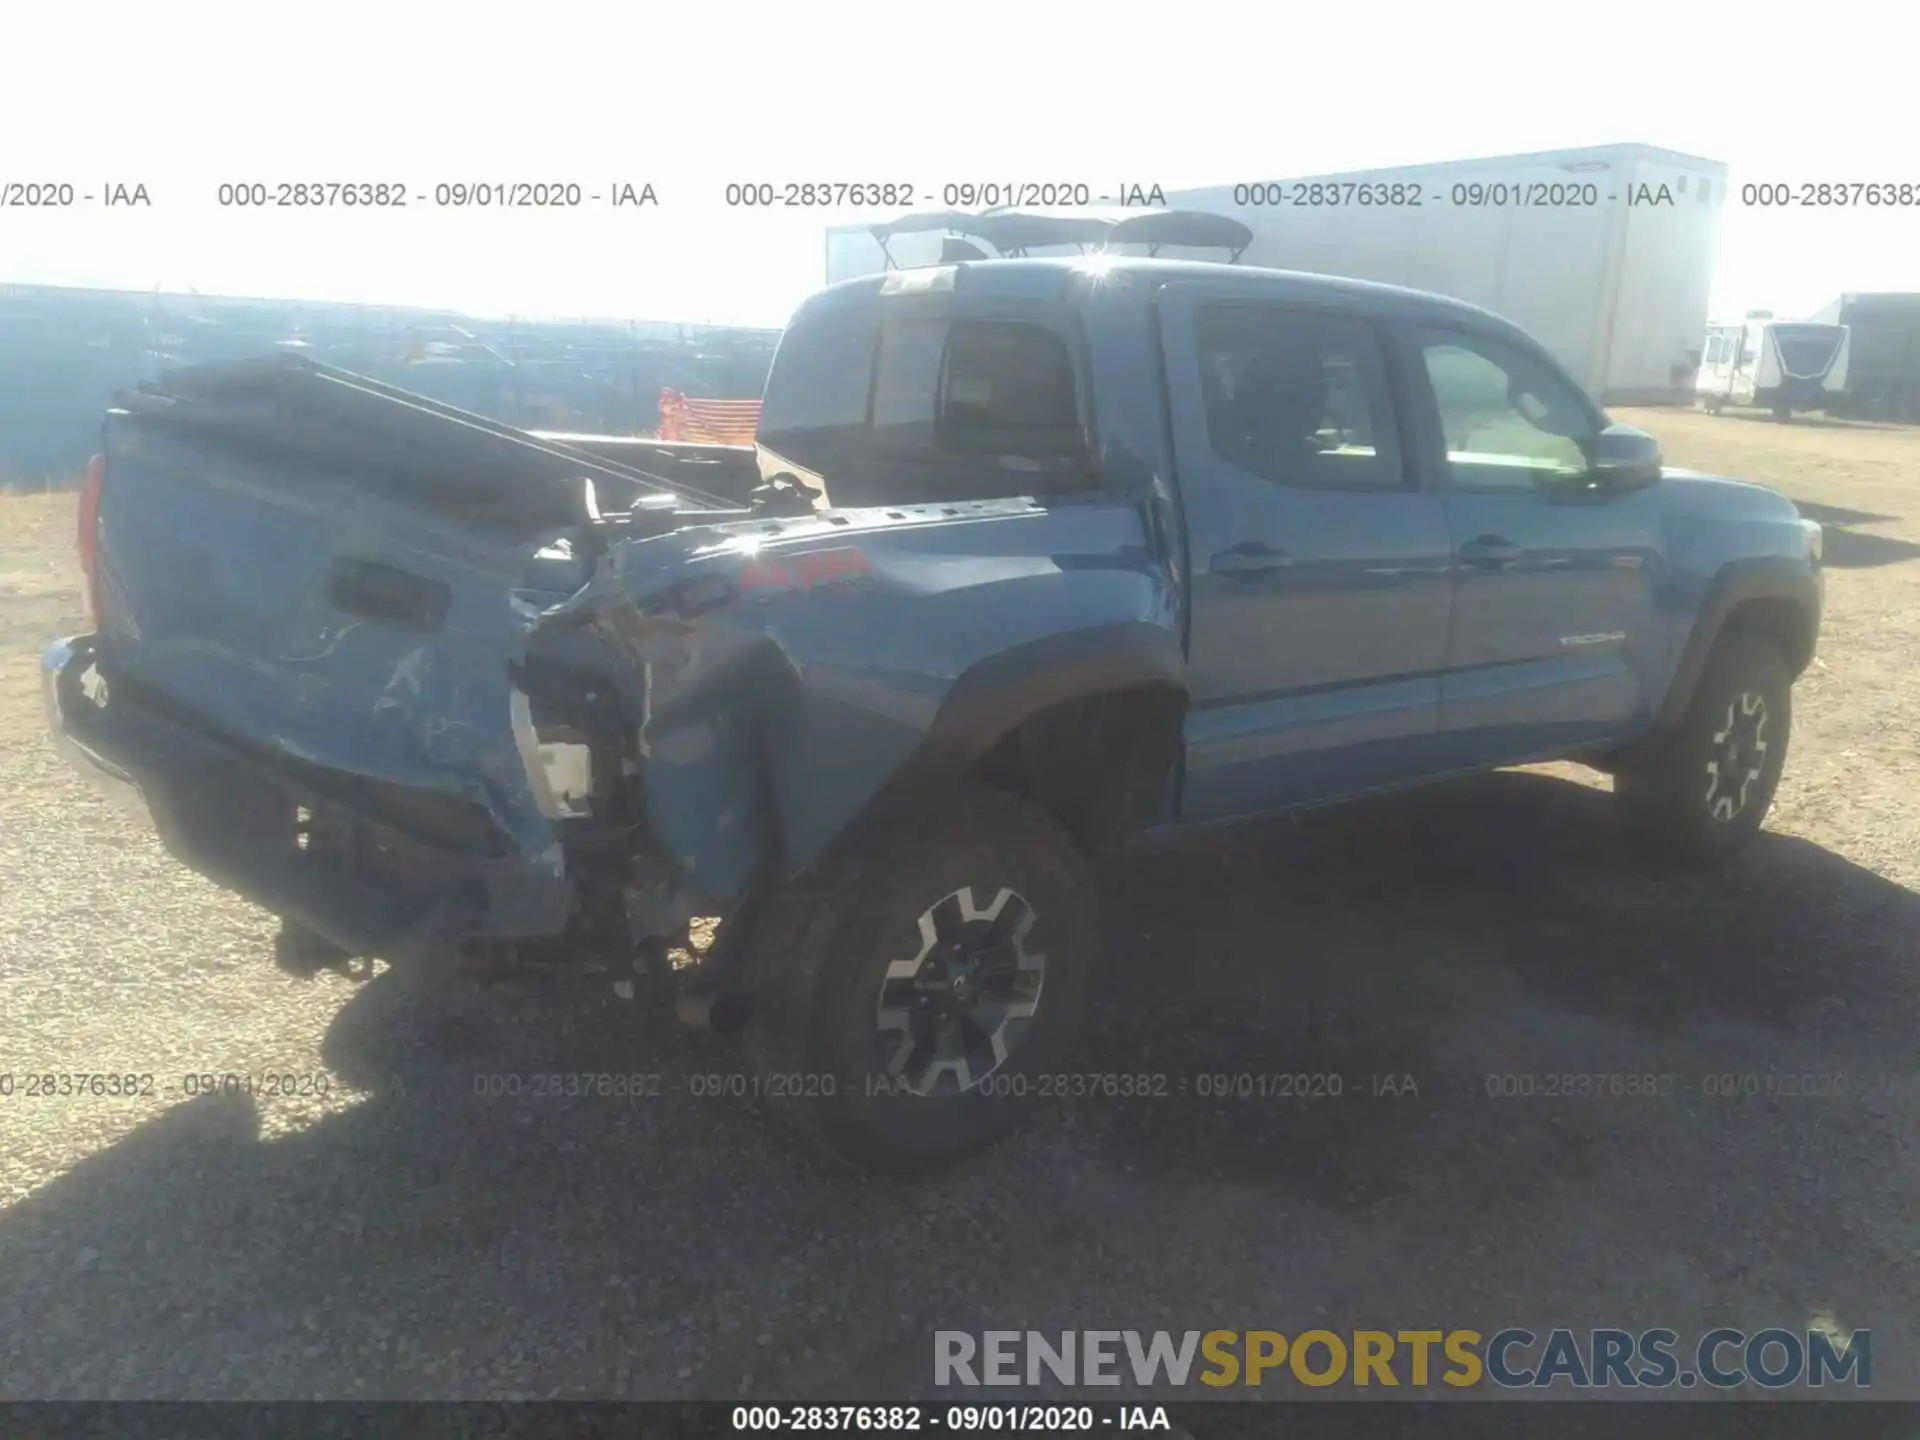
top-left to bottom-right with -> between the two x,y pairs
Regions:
865,208 -> 1255,266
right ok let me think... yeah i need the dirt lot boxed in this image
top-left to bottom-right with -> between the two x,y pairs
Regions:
4,409 -> 1920,1402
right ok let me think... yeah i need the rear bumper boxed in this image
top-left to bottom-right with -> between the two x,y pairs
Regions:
1762,377 -> 1839,409
42,637 -> 152,821
41,635 -> 575,959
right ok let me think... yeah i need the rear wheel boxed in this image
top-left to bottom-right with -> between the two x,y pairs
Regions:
743,787 -> 1099,1174
1615,634 -> 1792,869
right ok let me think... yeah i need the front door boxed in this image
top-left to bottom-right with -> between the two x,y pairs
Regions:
1157,285 -> 1455,822
1402,324 -> 1666,766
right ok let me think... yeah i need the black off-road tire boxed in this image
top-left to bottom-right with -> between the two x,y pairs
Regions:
1615,633 -> 1792,869
742,785 -> 1100,1175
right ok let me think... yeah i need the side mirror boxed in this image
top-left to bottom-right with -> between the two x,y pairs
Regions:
1590,424 -> 1663,491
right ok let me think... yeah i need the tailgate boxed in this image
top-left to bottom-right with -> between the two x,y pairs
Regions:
90,359 -> 673,867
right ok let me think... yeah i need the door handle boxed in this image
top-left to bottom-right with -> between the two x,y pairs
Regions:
1457,536 -> 1523,569
1211,542 -> 1294,577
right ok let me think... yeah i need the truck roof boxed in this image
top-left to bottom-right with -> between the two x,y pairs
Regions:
816,254 -> 1515,330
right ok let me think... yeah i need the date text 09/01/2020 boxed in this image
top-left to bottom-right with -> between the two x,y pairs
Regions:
210,182 -> 659,208
0,1072 -> 332,1098
729,1404 -> 1164,1433
0,1071 -> 1857,1103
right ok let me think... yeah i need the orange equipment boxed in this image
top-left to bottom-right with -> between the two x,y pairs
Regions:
658,388 -> 761,445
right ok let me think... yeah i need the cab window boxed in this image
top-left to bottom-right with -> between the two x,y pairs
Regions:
850,316 -> 1090,505
1417,330 -> 1597,492
1194,305 -> 1405,490
756,285 -> 880,489
760,297 -> 1091,507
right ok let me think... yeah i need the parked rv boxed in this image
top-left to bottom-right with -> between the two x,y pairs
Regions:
1695,314 -> 1850,419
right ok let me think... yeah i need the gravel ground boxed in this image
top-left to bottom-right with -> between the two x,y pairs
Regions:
3,407 -> 1920,1403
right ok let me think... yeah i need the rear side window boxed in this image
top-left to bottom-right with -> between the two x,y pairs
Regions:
854,315 -> 1089,505
1194,306 -> 1404,490
941,321 -> 1084,457
872,317 -> 1084,461
760,297 -> 1089,506
869,319 -> 946,449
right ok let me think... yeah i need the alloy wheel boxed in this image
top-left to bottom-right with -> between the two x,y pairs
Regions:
873,885 -> 1046,1096
1705,690 -> 1769,822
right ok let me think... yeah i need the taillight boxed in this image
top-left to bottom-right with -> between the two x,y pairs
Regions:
77,452 -> 105,625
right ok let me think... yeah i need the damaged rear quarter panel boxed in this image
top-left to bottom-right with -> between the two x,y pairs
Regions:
542,495 -> 1178,905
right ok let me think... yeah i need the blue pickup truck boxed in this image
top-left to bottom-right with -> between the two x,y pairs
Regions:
44,255 -> 1823,1171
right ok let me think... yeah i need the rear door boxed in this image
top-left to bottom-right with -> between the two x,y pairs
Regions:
1398,324 -> 1666,764
1156,283 -> 1455,822
1735,321 -> 1764,403
1696,326 -> 1738,403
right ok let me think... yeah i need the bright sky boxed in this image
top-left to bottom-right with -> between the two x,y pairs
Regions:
3,0 -> 1915,330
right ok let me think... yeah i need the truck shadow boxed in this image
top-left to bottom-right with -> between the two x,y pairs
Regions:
1759,501 -> 1920,569
1709,410 -> 1913,433
1079,769 -> 1918,1189
1789,500 -> 1900,528
3,770 -> 1917,1398
1819,528 -> 1920,568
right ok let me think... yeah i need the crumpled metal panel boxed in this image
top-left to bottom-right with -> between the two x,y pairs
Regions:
533,496 -> 1177,907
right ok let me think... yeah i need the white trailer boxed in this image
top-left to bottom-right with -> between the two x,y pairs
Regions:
824,143 -> 1728,405
1695,314 -> 1850,417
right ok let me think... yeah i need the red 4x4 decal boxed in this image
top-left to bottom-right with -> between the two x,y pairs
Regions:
734,547 -> 876,604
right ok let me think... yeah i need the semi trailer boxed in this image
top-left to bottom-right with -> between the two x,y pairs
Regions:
1812,292 -> 1920,421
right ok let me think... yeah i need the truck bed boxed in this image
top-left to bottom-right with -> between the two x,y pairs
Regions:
63,356 -> 1168,970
